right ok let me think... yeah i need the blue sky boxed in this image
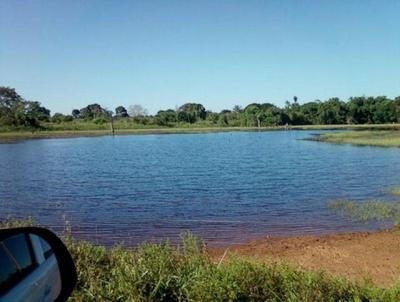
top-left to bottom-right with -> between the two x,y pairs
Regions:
1,0 -> 399,115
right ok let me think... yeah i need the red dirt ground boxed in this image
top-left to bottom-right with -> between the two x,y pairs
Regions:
210,229 -> 400,287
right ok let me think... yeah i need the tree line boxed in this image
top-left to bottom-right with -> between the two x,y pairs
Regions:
1,86 -> 400,130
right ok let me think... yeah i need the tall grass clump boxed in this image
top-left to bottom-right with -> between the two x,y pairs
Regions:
63,234 -> 400,302
329,200 -> 400,225
387,186 -> 400,197
329,184 -> 400,226
2,219 -> 400,301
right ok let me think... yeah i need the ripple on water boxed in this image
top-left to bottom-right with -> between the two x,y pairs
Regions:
0,130 -> 399,246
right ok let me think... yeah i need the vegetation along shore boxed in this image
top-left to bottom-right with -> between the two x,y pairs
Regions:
309,130 -> 400,148
5,182 -> 400,300
2,219 -> 400,302
2,124 -> 400,143
1,86 -> 400,134
2,86 -> 400,143
212,185 -> 400,291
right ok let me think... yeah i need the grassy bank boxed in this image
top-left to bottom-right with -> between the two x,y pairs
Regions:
1,220 -> 400,301
310,130 -> 400,147
1,123 -> 400,142
329,186 -> 400,225
329,200 -> 400,224
0,127 -> 268,142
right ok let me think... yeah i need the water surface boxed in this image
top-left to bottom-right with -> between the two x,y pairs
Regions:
0,130 -> 399,246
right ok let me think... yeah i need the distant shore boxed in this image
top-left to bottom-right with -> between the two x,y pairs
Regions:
1,123 -> 400,142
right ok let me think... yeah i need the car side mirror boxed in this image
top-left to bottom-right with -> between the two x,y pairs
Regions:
0,227 -> 77,302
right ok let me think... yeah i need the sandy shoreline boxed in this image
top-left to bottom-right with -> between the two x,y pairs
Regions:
211,228 -> 400,287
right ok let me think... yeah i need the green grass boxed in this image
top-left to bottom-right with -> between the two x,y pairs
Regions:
387,186 -> 400,197
329,200 -> 400,225
329,185 -> 400,225
310,130 -> 400,147
1,220 -> 400,301
0,127 -> 270,143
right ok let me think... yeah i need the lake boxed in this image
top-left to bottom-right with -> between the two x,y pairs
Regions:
0,130 -> 399,246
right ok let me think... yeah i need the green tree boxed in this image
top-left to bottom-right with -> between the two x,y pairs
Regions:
370,96 -> 397,123
178,103 -> 206,123
26,101 -> 51,122
347,97 -> 372,124
115,106 -> 128,118
79,103 -> 108,120
205,111 -> 219,124
0,87 -> 49,128
298,102 -> 320,124
317,98 -> 347,124
155,109 -> 177,126
243,103 -> 261,126
232,105 -> 242,113
0,87 -> 23,125
72,109 -> 80,119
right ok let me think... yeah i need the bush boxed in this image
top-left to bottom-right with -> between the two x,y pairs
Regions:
93,117 -> 108,124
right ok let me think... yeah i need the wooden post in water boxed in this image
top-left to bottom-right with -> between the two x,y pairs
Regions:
110,116 -> 115,134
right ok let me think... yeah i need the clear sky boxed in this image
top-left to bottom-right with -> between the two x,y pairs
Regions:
1,0 -> 399,115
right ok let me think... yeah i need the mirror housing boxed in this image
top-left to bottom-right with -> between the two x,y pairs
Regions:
0,227 -> 77,302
